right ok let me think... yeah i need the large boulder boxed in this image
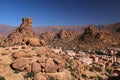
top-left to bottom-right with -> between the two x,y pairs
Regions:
45,58 -> 58,73
34,73 -> 47,80
37,55 -> 47,63
31,62 -> 41,73
13,50 -> 26,59
11,58 -> 28,71
53,57 -> 65,72
23,38 -> 46,46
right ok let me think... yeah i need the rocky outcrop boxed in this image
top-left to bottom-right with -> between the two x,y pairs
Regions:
78,25 -> 119,49
3,18 -> 45,46
11,56 -> 65,73
11,47 -> 65,73
13,50 -> 37,59
57,30 -> 80,40
23,38 -> 46,46
40,32 -> 56,42
80,26 -> 104,42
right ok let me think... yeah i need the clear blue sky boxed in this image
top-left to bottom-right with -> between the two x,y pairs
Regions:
0,0 -> 120,26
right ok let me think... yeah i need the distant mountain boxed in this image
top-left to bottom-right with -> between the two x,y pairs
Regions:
0,22 -> 120,37
99,22 -> 120,33
0,24 -> 16,36
33,26 -> 85,34
0,24 -> 85,36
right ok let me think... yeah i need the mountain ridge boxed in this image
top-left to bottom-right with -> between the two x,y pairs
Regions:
0,22 -> 120,37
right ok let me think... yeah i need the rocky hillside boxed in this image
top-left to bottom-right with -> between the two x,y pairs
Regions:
1,20 -> 119,50
0,24 -> 15,36
39,25 -> 120,50
101,22 -> 120,33
0,24 -> 84,36
1,18 -> 45,47
78,25 -> 120,49
0,18 -> 119,80
0,22 -> 120,36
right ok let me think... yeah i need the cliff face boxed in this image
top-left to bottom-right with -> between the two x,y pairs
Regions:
2,18 -> 41,46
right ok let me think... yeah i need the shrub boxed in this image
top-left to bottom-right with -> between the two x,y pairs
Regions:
82,74 -> 87,78
94,66 -> 102,72
14,70 -> 20,74
71,72 -> 78,79
0,76 -> 5,80
89,67 -> 94,72
89,76 -> 94,79
106,68 -> 112,75
24,72 -> 35,79
97,76 -> 103,80
47,76 -> 55,80
31,47 -> 37,50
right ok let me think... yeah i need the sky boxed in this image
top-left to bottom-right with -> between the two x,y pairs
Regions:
0,0 -> 120,26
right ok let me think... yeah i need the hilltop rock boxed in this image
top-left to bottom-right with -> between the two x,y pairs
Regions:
57,30 -> 79,40
78,25 -> 119,49
80,26 -> 104,41
3,18 -> 45,46
40,32 -> 56,42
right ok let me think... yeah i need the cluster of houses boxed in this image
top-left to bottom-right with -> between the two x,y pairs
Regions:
52,47 -> 120,68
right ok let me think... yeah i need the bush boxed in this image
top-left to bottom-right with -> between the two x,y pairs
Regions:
97,76 -> 103,80
89,76 -> 94,79
94,66 -> 102,72
82,74 -> 87,78
14,70 -> 20,74
71,72 -> 78,79
0,76 -> 5,80
24,72 -> 35,79
47,76 -> 55,80
106,68 -> 112,75
89,67 -> 94,72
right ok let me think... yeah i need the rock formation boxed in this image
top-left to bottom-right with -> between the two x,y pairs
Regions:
57,30 -> 80,40
80,26 -> 104,42
78,25 -> 119,49
3,18 -> 45,46
40,31 -> 56,42
11,47 -> 65,73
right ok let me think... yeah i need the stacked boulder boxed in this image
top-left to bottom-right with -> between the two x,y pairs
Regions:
3,18 -> 45,46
